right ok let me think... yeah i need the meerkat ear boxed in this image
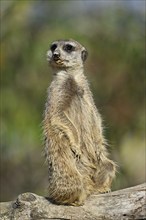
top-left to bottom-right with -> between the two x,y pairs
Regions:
81,49 -> 88,62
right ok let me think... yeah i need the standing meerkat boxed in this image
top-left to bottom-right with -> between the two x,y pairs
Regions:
43,39 -> 116,206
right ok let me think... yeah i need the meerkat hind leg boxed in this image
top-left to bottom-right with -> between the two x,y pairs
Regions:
95,156 -> 116,193
69,191 -> 87,206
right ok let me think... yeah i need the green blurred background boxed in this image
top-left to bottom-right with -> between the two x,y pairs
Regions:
0,0 -> 145,202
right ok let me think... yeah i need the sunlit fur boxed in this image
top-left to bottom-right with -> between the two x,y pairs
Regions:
43,39 -> 116,206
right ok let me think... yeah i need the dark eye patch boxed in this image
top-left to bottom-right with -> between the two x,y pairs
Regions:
50,44 -> 57,51
63,44 -> 75,52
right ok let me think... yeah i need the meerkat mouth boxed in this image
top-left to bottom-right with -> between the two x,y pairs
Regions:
55,59 -> 63,64
49,57 -> 69,67
49,59 -> 65,67
53,58 -> 68,66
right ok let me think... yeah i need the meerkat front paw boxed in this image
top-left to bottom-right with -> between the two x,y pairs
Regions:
71,145 -> 81,160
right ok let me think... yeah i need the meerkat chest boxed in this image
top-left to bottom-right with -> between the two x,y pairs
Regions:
66,88 -> 95,126
49,74 -> 97,122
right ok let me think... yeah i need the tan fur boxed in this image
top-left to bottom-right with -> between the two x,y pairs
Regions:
43,39 -> 116,206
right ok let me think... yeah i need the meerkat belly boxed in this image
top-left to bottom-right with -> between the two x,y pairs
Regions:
66,94 -> 100,158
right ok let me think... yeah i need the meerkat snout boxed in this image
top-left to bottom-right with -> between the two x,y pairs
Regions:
52,52 -> 60,61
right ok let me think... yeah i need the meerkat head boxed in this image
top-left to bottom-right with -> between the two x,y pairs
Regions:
47,39 -> 88,69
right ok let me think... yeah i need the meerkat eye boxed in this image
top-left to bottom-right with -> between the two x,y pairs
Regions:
63,44 -> 75,53
50,44 -> 57,52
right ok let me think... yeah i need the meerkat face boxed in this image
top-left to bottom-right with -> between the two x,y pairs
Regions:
47,39 -> 88,69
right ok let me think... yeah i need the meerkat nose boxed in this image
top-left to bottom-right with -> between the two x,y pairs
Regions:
53,52 -> 60,61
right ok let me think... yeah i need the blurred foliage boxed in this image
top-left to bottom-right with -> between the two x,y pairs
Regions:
0,0 -> 145,201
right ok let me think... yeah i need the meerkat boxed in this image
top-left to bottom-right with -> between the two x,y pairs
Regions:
43,39 -> 116,206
